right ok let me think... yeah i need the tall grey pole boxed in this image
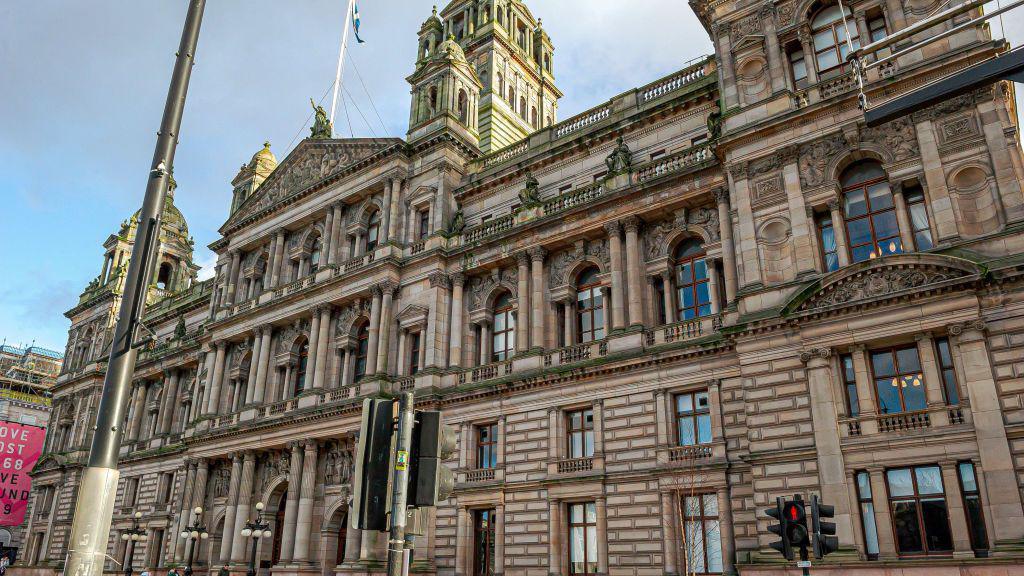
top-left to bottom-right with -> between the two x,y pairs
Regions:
63,2 -> 207,575
386,393 -> 414,576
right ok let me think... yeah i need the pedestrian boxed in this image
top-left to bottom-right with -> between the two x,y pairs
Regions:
0,553 -> 10,576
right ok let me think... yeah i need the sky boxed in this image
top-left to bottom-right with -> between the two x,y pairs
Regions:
0,0 -> 712,353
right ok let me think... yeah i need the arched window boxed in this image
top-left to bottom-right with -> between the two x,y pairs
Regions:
492,292 -> 515,362
497,73 -> 504,96
156,262 -> 173,290
530,106 -> 538,128
354,322 -> 370,382
674,239 -> 711,321
519,96 -> 527,120
309,238 -> 322,274
576,267 -> 605,343
366,210 -> 381,253
293,340 -> 309,398
429,86 -> 439,115
509,87 -> 516,106
458,89 -> 468,123
842,161 -> 901,262
544,53 -> 551,72
811,4 -> 859,79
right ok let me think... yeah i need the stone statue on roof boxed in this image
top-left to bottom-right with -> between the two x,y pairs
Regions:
518,172 -> 542,208
605,136 -> 632,175
310,98 -> 333,139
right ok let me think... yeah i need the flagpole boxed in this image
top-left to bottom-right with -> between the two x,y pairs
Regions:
329,0 -> 356,135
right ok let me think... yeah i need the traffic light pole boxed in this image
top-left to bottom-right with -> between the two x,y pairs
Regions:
62,2 -> 207,576
386,393 -> 415,576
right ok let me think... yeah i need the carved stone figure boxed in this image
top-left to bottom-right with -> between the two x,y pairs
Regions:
310,99 -> 333,139
605,136 -> 633,176
448,208 -> 466,236
548,239 -> 611,286
518,173 -> 542,207
798,134 -> 845,188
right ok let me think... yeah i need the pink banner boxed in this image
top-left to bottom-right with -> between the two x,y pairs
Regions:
0,421 -> 46,526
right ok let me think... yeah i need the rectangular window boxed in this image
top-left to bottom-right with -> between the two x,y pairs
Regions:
159,472 -> 174,504
790,48 -> 808,89
568,502 -> 598,575
871,346 -> 927,414
567,409 -> 595,459
886,465 -> 953,555
905,187 -> 934,251
675,391 -> 712,446
123,477 -> 139,507
934,337 -> 959,405
957,462 -> 989,553
473,509 -> 497,576
418,210 -> 430,240
868,15 -> 887,42
408,332 -> 421,376
682,493 -> 723,573
840,353 -> 859,417
817,212 -> 840,272
476,423 -> 498,469
856,471 -> 880,559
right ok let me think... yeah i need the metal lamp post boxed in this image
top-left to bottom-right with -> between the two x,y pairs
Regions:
179,507 -> 209,576
120,511 -> 147,576
240,502 -> 271,576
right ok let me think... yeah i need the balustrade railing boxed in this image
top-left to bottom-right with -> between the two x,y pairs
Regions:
666,444 -> 714,462
640,61 -> 707,102
480,141 -> 529,169
464,213 -> 516,243
543,182 -> 606,215
556,457 -> 594,474
877,410 -> 931,433
465,468 -> 497,482
553,105 -> 611,139
635,144 -> 713,183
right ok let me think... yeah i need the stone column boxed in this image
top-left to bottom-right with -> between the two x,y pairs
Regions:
455,507 -> 469,576
939,461 -> 974,555
343,522 -> 361,563
828,199 -> 851,267
376,283 -> 396,375
595,496 -> 609,574
661,491 -> 678,575
712,23 -> 739,109
313,307 -> 333,389
494,503 -> 505,575
158,370 -> 179,435
254,325 -> 274,403
660,270 -> 676,324
128,383 -> 147,441
206,342 -> 227,415
913,114 -> 960,240
707,262 -> 721,314
728,163 -> 764,289
306,307 -> 322,390
220,454 -> 242,563
272,231 -> 286,287
323,208 -> 335,263
478,320 -> 492,366
388,178 -> 402,243
174,461 -> 197,561
547,500 -> 561,575
293,440 -> 319,562
329,204 -> 345,264
780,146 -> 817,275
891,183 -> 916,251
797,25 -> 820,86
916,333 -> 948,409
449,274 -> 466,368
605,222 -> 627,331
718,486 -> 737,575
867,468 -> 897,558
190,457 -> 209,514
529,248 -> 546,350
761,3 -> 786,93
366,288 -> 382,375
230,451 -> 257,563
952,321 -> 1024,541
979,89 -> 1024,222
801,348 -> 856,548
516,252 -> 530,352
226,250 -> 241,304
279,442 -> 303,562
245,334 -> 261,405
623,217 -> 645,327
340,346 -> 353,387
381,182 -> 394,245
851,345 -> 879,434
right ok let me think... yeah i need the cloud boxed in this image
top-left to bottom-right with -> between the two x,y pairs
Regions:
195,250 -> 218,282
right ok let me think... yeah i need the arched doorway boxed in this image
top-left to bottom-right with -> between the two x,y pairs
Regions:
206,515 -> 225,570
321,503 -> 349,574
259,480 -> 289,574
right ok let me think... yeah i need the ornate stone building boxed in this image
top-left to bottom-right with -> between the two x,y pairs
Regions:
25,0 -> 1024,575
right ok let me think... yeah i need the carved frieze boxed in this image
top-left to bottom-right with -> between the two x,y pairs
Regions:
862,117 -> 919,162
798,134 -> 846,189
548,238 -> 611,287
731,12 -> 762,42
642,206 -> 720,261
335,299 -> 372,336
261,450 -> 291,487
798,264 -> 970,311
468,267 -> 518,310
323,443 -> 354,486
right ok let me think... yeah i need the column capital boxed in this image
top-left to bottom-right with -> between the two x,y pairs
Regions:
450,271 -> 466,286
516,250 -> 531,267
429,271 -> 451,289
303,439 -> 320,452
948,319 -> 986,338
378,280 -> 399,296
914,332 -> 934,343
603,220 -> 621,236
827,198 -> 842,212
660,268 -> 673,282
727,162 -> 748,181
800,347 -> 832,365
779,144 -> 799,164
311,304 -> 325,316
261,324 -> 275,337
228,452 -> 241,463
243,449 -> 257,462
621,215 -> 642,234
713,187 -> 730,206
288,440 -> 303,451
528,246 -> 547,262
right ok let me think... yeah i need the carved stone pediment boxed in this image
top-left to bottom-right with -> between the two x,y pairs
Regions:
226,139 -> 396,228
789,255 -> 980,313
396,304 -> 430,328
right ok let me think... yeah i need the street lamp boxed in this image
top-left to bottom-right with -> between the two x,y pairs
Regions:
179,506 -> 209,576
120,511 -> 147,576
240,502 -> 271,576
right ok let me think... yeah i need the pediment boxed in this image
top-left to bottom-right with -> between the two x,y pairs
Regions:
223,138 -> 399,231
396,304 -> 430,328
732,35 -> 766,53
786,254 -> 982,314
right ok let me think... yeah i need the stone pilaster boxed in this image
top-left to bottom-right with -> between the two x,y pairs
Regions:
449,273 -> 466,368
254,324 -> 274,403
516,252 -> 530,352
622,216 -> 644,327
376,282 -> 396,375
529,248 -> 546,350
313,307 -> 333,389
279,442 -> 303,562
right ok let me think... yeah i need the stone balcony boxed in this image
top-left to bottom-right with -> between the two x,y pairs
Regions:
656,440 -> 727,467
839,402 -> 972,440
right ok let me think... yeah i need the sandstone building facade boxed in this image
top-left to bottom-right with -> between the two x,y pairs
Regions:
25,0 -> 1024,575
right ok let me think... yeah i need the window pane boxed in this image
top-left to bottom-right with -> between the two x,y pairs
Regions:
697,414 -> 712,444
570,526 -> 585,570
852,244 -> 874,263
677,394 -> 694,413
847,218 -> 872,246
856,471 -> 872,498
586,525 -> 598,572
703,494 -> 719,516
871,211 -> 900,241
493,333 -> 505,356
816,50 -> 840,71
892,500 -> 923,553
706,519 -> 723,572
685,521 -> 706,573
679,418 -> 696,446
914,230 -> 934,251
958,463 -> 977,492
570,503 -> 584,523
694,259 -> 708,281
845,190 -> 867,217
571,432 -> 582,458
920,498 -> 953,552
914,466 -> 943,495
793,58 -> 807,80
821,225 -> 836,252
678,262 -> 693,284
507,329 -> 515,352
584,431 -> 594,457
585,502 -> 597,523
871,351 -> 896,377
696,283 -> 711,305
861,503 -> 880,555
902,379 -> 928,411
887,468 -> 915,497
876,378 -> 902,413
682,287 -> 695,308
494,312 -> 505,331
896,347 -> 921,372
964,496 -> 989,550
813,29 -> 835,50
909,203 -> 930,232
825,252 -> 840,272
684,496 -> 702,517
695,392 -> 709,410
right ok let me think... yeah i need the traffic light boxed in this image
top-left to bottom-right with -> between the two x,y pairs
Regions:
765,497 -> 792,560
408,410 -> 457,507
811,495 -> 839,559
783,498 -> 810,554
351,398 -> 396,531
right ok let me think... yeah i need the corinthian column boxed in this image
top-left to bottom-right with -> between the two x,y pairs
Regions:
206,342 -> 227,415
448,273 -> 466,367
220,454 -> 242,563
312,307 -> 333,389
528,248 -> 546,350
375,283 -> 396,375
605,222 -> 626,331
253,325 -> 274,403
245,333 -> 261,405
516,252 -> 531,352
366,288 -> 382,375
387,177 -> 402,243
622,216 -> 644,327
292,440 -> 319,563
230,451 -> 257,563
279,442 -> 303,563
714,188 -> 738,304
306,306 -> 322,391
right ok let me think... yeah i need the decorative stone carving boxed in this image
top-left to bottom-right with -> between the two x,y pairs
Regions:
604,136 -> 633,176
911,90 -> 984,123
862,117 -> 918,162
730,12 -> 762,42
798,265 -> 970,311
324,443 -> 354,486
212,465 -> 231,498
800,347 -> 832,363
334,299 -> 371,336
777,0 -> 795,24
798,134 -> 846,188
548,239 -> 611,286
749,153 -> 780,178
519,172 -> 542,207
310,99 -> 333,139
276,318 -> 311,354
261,450 -> 291,486
642,206 -> 721,261
468,267 -> 518,310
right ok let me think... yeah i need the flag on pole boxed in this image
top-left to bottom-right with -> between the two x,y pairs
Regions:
353,3 -> 365,43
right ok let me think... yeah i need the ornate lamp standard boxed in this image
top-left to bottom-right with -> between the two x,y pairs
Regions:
179,506 -> 209,576
239,502 -> 272,576
120,511 -> 147,576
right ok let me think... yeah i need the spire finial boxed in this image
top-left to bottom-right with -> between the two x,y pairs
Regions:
432,5 -> 437,16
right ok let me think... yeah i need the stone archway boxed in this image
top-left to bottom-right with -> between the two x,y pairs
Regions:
258,479 -> 290,575
319,498 -> 350,575
205,514 -> 225,571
